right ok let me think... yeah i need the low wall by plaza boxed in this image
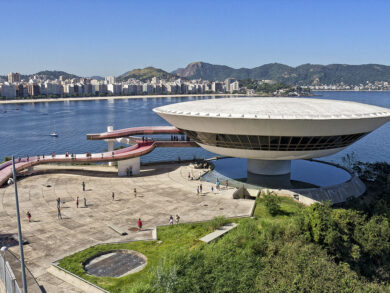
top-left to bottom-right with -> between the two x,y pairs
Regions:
293,174 -> 366,204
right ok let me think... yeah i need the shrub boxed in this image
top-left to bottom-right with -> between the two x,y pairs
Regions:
1,156 -> 11,163
262,190 -> 282,216
208,216 -> 229,230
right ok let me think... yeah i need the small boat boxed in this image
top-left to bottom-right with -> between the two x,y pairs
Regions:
50,121 -> 58,137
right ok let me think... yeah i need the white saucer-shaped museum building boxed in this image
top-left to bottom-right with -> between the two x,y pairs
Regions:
154,98 -> 390,175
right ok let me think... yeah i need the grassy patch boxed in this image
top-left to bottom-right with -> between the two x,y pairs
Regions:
58,221 -> 229,292
254,195 -> 303,222
58,198 -> 304,292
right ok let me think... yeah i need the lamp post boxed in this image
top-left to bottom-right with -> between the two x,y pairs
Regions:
1,246 -> 7,285
12,156 -> 28,293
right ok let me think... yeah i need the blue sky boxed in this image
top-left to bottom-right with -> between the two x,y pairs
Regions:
1,0 -> 390,76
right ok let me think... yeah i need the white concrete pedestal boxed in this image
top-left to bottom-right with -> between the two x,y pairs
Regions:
106,126 -> 115,167
118,157 -> 140,176
247,159 -> 291,175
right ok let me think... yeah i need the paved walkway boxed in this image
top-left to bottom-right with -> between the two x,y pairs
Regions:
0,163 -> 254,292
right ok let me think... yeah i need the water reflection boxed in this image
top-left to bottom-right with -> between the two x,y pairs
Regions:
203,158 -> 351,189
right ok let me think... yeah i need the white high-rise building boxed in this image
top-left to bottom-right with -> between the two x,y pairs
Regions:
107,84 -> 122,95
8,72 -> 21,83
0,83 -> 16,98
105,76 -> 115,84
224,78 -> 237,92
230,81 -> 240,93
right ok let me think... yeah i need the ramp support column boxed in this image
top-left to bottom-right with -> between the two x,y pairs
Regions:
107,126 -> 115,167
118,157 -> 140,176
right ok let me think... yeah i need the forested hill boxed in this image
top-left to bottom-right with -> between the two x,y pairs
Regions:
172,62 -> 390,85
1,70 -> 79,81
116,67 -> 178,82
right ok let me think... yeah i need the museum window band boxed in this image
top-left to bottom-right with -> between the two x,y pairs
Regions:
180,129 -> 367,151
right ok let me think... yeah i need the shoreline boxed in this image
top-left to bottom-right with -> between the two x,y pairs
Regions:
0,93 -> 243,105
313,90 -> 390,92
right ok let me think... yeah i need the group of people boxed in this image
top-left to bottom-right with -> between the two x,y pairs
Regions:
215,178 -> 229,190
196,184 -> 203,195
137,214 -> 181,232
23,180 -> 186,236
169,214 -> 180,225
170,135 -> 190,141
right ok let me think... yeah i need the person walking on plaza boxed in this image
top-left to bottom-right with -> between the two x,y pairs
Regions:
134,188 -> 137,198
196,186 -> 199,195
200,184 -> 203,194
82,181 -> 85,191
26,211 -> 31,222
84,197 -> 87,208
76,196 -> 79,208
175,214 -> 180,225
137,218 -> 142,231
57,207 -> 62,220
57,197 -> 61,209
226,180 -> 229,189
112,192 -> 115,200
169,215 -> 174,225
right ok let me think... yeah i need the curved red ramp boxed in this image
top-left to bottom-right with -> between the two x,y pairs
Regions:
0,142 -> 155,187
87,126 -> 181,140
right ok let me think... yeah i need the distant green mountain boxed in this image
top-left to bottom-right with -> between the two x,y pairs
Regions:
173,62 -> 390,85
34,70 -> 79,80
117,67 -> 178,82
90,76 -> 105,81
1,71 -> 79,81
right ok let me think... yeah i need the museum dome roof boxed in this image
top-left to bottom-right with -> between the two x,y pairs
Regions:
153,97 -> 390,120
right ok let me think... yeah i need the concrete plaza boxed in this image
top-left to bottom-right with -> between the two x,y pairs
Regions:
0,163 -> 254,292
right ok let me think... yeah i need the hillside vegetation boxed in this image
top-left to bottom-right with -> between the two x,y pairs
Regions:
1,70 -> 79,81
116,67 -> 178,82
173,61 -> 390,85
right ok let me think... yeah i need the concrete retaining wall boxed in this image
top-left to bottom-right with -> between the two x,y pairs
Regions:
48,265 -> 109,293
293,174 -> 366,204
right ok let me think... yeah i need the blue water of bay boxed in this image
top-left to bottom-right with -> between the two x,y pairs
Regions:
0,92 -> 389,164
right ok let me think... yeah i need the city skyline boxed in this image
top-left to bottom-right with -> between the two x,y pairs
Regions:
1,0 -> 390,76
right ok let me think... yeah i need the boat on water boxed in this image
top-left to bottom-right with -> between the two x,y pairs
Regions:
50,121 -> 58,137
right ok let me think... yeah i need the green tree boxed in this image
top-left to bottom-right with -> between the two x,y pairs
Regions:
262,191 -> 282,216
355,215 -> 390,257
